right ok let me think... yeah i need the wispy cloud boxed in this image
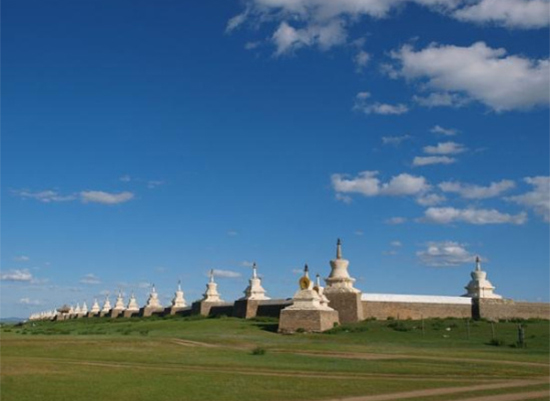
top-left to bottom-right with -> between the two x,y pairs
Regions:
19,297 -> 42,306
13,255 -> 30,262
413,156 -> 456,166
79,274 -> 101,285
421,207 -> 527,225
354,92 -> 409,115
212,269 -> 242,278
439,180 -> 516,199
382,135 -> 411,145
507,176 -> 550,222
430,125 -> 458,136
80,191 -> 134,205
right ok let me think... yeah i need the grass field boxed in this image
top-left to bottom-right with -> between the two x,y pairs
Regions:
1,316 -> 548,401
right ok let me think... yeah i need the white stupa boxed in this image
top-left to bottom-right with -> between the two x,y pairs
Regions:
324,239 -> 359,293
113,290 -> 126,310
90,299 -> 100,314
74,303 -> 81,314
146,285 -> 162,309
126,293 -> 140,311
101,295 -> 112,313
81,302 -> 88,315
314,274 -> 330,308
68,305 -> 75,316
286,265 -> 333,311
463,256 -> 502,299
171,281 -> 187,308
202,270 -> 223,302
240,263 -> 270,300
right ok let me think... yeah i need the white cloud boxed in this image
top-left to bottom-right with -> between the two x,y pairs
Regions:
453,0 -> 550,29
227,230 -> 239,236
119,175 -> 132,182
413,92 -> 470,108
416,193 -> 446,206
80,274 -> 101,285
212,269 -> 242,278
422,206 -> 527,225
439,179 -> 516,199
13,256 -> 30,262
11,189 -> 77,203
354,92 -> 409,115
241,260 -> 255,268
507,176 -> 550,222
417,241 -> 476,267
391,42 -> 550,112
354,50 -> 371,72
147,180 -> 164,189
413,156 -> 457,166
385,217 -> 407,224
430,125 -> 458,136
80,191 -> 134,205
272,20 -> 347,56
245,41 -> 262,50
390,240 -> 402,247
0,269 -> 33,282
354,230 -> 365,236
382,135 -> 411,145
19,298 -> 42,306
332,171 -> 430,198
424,141 -> 467,155
226,11 -> 248,33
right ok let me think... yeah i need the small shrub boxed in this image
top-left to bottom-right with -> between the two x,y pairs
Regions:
251,347 -> 266,356
295,328 -> 306,333
387,322 -> 411,332
487,338 -> 506,347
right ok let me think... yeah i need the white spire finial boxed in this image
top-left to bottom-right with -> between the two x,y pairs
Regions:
475,256 -> 481,271
336,238 -> 342,259
304,264 -> 309,278
316,273 -> 321,287
252,262 -> 258,278
209,269 -> 215,283
178,280 -> 182,291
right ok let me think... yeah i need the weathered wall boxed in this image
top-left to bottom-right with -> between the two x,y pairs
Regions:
362,301 -> 472,320
473,299 -> 550,321
233,299 -> 292,319
325,292 -> 363,323
278,309 -> 339,333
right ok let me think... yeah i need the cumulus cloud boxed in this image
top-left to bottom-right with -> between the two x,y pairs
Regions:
439,179 -> 516,199
80,191 -> 134,205
0,269 -> 33,282
507,176 -> 550,222
80,274 -> 101,285
422,207 -> 527,224
424,141 -> 467,155
272,20 -> 347,56
453,0 -> 550,29
212,269 -> 242,278
354,92 -> 409,115
332,171 -> 430,198
416,193 -> 446,206
390,42 -> 549,112
382,135 -> 411,145
430,125 -> 458,136
413,156 -> 456,166
417,241 -> 477,267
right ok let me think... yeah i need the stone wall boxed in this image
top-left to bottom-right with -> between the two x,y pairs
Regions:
362,301 -> 472,320
473,299 -> 550,321
233,299 -> 292,319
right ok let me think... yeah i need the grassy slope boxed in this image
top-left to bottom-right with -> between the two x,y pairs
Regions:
1,317 -> 548,401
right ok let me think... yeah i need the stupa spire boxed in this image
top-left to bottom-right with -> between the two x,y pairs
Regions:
336,238 -> 342,259
475,255 -> 481,271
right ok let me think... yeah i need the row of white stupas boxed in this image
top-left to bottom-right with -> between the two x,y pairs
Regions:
28,241 -> 501,321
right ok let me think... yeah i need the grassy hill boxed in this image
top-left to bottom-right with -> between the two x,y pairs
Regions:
1,316 -> 548,401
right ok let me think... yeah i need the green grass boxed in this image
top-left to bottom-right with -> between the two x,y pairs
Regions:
1,317 -> 548,401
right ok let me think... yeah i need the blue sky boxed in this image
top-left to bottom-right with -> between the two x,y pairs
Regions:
1,0 -> 549,318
